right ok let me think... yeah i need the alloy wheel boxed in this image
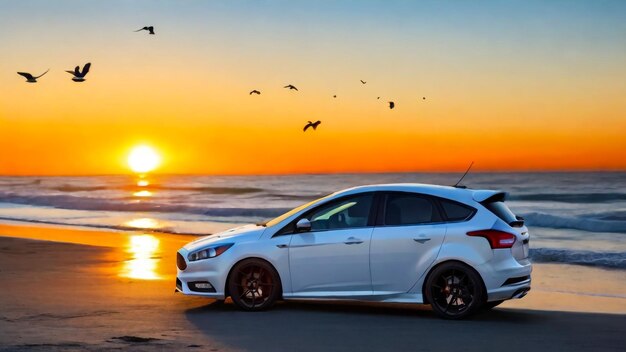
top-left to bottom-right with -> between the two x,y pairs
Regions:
229,260 -> 280,311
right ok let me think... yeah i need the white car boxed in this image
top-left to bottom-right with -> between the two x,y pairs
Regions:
176,183 -> 532,319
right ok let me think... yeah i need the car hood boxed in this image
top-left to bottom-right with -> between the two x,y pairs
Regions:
183,224 -> 265,251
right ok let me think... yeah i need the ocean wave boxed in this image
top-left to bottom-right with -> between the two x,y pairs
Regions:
266,193 -> 322,201
0,192 -> 288,218
52,185 -> 109,192
50,184 -> 264,194
584,210 -> 626,222
530,248 -> 626,269
0,216 -> 210,236
522,212 -> 626,233
510,192 -> 626,203
150,186 -> 264,194
0,179 -> 43,187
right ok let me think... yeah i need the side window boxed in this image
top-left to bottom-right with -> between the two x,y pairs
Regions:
384,193 -> 440,226
307,194 -> 374,231
439,199 -> 475,221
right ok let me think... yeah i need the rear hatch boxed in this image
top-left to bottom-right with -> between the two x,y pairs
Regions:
478,192 -> 530,260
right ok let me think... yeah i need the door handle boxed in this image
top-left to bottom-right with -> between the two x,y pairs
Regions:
276,244 -> 288,248
344,237 -> 363,245
413,238 -> 431,244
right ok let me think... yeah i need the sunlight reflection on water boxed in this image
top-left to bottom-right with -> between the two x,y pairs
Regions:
125,218 -> 160,229
133,190 -> 153,197
121,234 -> 161,280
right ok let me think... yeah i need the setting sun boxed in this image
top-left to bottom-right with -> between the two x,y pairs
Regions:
127,146 -> 161,173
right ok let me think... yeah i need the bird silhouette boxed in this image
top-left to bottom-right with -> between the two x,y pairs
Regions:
360,80 -> 367,84
250,90 -> 261,95
66,63 -> 91,82
284,84 -> 298,91
333,95 -> 337,98
388,101 -> 395,109
17,69 -> 49,83
377,97 -> 380,100
135,26 -> 155,35
423,97 -> 426,100
303,120 -> 321,132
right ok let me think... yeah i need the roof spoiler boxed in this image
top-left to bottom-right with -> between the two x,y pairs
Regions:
472,190 -> 508,203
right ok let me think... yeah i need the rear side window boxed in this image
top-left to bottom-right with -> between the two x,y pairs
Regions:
384,193 -> 440,226
440,199 -> 475,221
483,201 -> 517,225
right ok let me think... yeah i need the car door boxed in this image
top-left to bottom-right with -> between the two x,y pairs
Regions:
370,192 -> 447,294
287,193 -> 375,296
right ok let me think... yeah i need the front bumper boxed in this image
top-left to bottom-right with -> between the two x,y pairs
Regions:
175,249 -> 227,299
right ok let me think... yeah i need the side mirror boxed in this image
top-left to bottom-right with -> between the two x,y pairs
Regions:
295,218 -> 312,233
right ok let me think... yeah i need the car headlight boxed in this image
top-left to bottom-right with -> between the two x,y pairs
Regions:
188,243 -> 234,262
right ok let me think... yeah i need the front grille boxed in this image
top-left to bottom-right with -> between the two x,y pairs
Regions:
177,252 -> 187,270
502,275 -> 530,286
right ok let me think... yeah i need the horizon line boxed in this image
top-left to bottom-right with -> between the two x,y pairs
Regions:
1,169 -> 625,178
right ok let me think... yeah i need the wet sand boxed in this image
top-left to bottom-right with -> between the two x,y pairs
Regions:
0,223 -> 625,351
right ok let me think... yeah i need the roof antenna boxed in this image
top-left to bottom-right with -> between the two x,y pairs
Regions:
453,161 -> 474,188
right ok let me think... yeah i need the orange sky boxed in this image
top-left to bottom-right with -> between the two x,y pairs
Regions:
1,1 -> 625,175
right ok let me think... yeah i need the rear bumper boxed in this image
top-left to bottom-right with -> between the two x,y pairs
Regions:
476,250 -> 532,302
485,277 -> 531,301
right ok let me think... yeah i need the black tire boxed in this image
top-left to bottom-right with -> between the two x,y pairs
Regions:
482,300 -> 504,310
228,259 -> 281,311
424,262 -> 485,319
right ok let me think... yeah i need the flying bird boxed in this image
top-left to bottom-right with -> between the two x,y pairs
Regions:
360,80 -> 367,84
303,120 -> 321,132
17,69 -> 49,83
377,97 -> 380,100
388,101 -> 395,109
66,63 -> 91,82
333,95 -> 337,98
250,90 -> 261,95
284,84 -> 298,91
422,97 -> 426,100
135,26 -> 155,35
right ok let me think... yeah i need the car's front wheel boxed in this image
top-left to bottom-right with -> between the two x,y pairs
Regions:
228,259 -> 281,311
425,262 -> 485,319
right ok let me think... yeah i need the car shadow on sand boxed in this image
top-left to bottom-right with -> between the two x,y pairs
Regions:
185,300 -> 625,352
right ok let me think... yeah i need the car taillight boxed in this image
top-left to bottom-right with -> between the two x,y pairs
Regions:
467,229 -> 516,249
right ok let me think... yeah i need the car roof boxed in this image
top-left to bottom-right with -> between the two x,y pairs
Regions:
330,183 -> 506,204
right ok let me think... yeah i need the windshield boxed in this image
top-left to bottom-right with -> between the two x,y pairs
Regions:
260,194 -> 332,227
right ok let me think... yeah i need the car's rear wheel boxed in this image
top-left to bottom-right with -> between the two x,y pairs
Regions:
425,262 -> 485,319
228,259 -> 281,311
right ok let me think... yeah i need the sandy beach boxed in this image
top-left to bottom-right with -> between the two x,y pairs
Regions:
0,222 -> 624,351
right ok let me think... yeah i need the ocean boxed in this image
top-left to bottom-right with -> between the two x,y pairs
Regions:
0,172 -> 624,269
